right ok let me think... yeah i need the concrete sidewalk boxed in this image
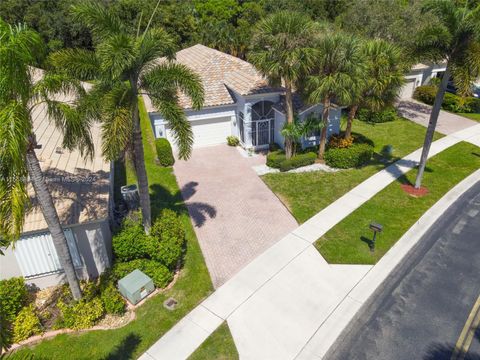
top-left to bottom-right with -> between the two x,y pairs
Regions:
140,124 -> 480,360
397,100 -> 477,135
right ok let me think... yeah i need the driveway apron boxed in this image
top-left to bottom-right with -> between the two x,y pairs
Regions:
173,145 -> 298,288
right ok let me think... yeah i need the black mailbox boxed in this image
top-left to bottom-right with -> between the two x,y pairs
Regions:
369,222 -> 383,233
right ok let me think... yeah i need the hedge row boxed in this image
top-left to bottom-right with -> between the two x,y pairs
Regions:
266,150 -> 317,172
413,85 -> 480,113
357,106 -> 398,123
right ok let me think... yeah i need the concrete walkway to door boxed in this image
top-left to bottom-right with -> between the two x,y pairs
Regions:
173,145 -> 298,288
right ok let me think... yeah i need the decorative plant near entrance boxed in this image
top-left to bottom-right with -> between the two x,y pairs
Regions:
49,0 -> 205,233
0,20 -> 92,300
249,11 -> 316,159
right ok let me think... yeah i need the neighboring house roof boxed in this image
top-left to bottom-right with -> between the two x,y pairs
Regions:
24,73 -> 110,233
144,44 -> 280,112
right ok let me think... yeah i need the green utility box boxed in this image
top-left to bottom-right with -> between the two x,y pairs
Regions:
118,269 -> 154,305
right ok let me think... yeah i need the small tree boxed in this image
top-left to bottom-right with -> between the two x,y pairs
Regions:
344,39 -> 406,139
50,1 -> 205,232
307,32 -> 364,160
413,0 -> 480,189
249,11 -> 317,158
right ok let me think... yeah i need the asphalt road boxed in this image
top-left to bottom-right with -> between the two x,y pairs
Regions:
326,181 -> 480,360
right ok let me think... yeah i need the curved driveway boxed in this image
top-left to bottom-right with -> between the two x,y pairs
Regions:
173,145 -> 298,288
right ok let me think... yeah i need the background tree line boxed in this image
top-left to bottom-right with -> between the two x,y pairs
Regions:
4,0 -> 478,62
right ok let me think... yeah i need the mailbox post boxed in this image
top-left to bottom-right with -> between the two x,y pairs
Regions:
369,222 -> 383,252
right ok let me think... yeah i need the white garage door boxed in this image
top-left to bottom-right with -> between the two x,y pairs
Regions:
400,79 -> 416,99
166,116 -> 231,148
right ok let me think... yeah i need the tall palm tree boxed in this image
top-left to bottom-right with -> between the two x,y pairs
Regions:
307,32 -> 364,160
249,11 -> 317,158
414,0 -> 480,189
344,39 -> 406,139
0,21 -> 93,300
50,1 -> 205,232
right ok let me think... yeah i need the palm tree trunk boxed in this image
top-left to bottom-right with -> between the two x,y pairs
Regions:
131,96 -> 152,233
318,97 -> 331,160
284,84 -> 294,159
414,65 -> 451,189
26,144 -> 82,300
345,104 -> 358,139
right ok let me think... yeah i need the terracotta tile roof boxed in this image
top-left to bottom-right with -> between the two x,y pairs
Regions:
24,71 -> 110,233
145,44 -> 280,111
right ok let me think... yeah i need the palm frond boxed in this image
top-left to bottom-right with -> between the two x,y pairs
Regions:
150,92 -> 193,160
141,63 -> 204,110
97,33 -> 136,80
71,1 -> 126,39
48,49 -> 100,81
0,102 -> 30,241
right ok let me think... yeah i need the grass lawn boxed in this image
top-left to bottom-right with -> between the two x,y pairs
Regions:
11,98 -> 214,359
188,323 -> 239,360
315,141 -> 480,264
458,112 -> 480,122
263,118 -> 442,223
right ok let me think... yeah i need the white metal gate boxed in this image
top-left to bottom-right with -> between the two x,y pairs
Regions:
252,119 -> 273,146
14,229 -> 82,278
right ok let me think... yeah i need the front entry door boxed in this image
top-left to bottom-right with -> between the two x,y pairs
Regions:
256,119 -> 270,146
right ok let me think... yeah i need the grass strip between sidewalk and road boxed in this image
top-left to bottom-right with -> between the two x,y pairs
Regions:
263,118 -> 443,223
188,322 -> 239,360
315,141 -> 480,265
11,98 -> 216,359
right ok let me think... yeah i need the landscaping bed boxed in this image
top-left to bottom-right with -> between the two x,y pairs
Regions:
263,118 -> 442,223
413,85 -> 480,115
9,98 -> 214,359
315,141 -> 480,264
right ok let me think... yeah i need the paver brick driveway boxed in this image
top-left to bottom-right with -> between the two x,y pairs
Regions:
174,145 -> 298,288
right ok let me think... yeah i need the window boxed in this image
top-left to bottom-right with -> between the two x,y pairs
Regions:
251,101 -> 274,121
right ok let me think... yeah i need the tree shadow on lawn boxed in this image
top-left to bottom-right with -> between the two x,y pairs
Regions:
150,181 -> 216,228
103,333 -> 141,360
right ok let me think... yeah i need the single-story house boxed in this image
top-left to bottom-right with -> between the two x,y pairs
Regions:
0,84 -> 113,289
400,62 -> 448,99
144,44 -> 341,151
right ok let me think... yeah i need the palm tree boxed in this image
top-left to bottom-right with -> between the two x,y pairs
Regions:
0,21 -> 93,300
307,32 -> 364,160
249,11 -> 317,159
414,0 -> 480,189
50,1 -> 205,232
344,39 -> 406,139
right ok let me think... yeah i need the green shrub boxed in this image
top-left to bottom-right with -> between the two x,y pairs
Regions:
442,92 -> 464,112
413,85 -> 437,105
112,259 -> 173,288
357,107 -> 397,123
112,217 -> 148,262
464,97 -> 480,113
57,298 -> 104,330
269,143 -> 281,151
278,152 -> 317,172
155,138 -> 175,167
148,209 -> 185,269
325,143 -> 374,169
100,284 -> 126,315
266,150 -> 286,168
226,136 -> 240,146
13,305 -> 42,342
0,277 -> 29,321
